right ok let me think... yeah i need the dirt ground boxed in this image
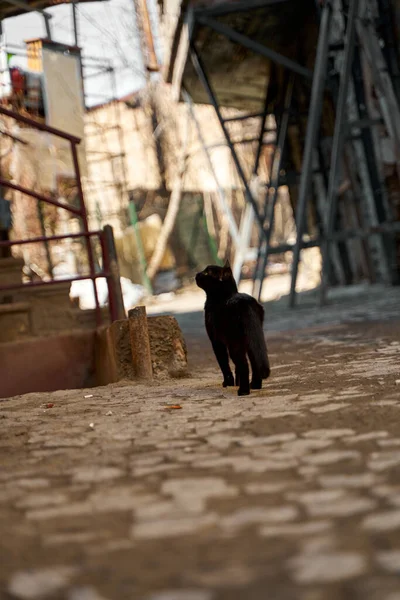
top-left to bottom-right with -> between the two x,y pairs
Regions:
1,284 -> 400,600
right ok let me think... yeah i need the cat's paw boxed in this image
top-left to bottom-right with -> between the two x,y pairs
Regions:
238,387 -> 250,396
251,379 -> 262,390
222,374 -> 234,387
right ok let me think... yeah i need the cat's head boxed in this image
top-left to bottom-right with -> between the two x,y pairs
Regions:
195,260 -> 236,295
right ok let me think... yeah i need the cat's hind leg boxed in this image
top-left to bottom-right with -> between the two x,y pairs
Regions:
229,346 -> 250,396
211,340 -> 234,387
248,349 -> 262,390
235,368 -> 240,387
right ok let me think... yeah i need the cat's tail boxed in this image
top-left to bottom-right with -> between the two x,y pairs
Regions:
245,306 -> 270,379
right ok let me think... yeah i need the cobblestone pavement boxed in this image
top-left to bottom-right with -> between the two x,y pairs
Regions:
1,286 -> 400,600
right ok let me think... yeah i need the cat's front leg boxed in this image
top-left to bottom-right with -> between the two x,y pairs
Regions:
230,348 -> 250,396
211,340 -> 234,387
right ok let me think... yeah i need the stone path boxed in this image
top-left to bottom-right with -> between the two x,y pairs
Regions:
1,287 -> 400,600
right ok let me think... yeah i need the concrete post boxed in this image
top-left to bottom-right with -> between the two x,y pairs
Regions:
128,306 -> 153,379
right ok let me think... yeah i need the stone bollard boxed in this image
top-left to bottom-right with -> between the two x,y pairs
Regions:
128,306 -> 153,380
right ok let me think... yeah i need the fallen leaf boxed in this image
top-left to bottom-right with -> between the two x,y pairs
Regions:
164,404 -> 182,410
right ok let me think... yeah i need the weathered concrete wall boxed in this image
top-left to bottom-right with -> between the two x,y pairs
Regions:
0,330 -> 96,399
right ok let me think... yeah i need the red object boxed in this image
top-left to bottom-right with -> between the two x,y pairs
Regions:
46,403 -> 54,408
10,68 -> 25,95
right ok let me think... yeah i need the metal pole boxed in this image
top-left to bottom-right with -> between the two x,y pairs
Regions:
250,72 -> 276,292
36,200 -> 54,278
254,72 -> 295,300
72,2 -> 79,46
234,71 -> 275,284
70,141 -> 102,325
288,1 -> 333,308
190,43 -> 266,236
254,73 -> 273,175
0,178 -> 82,216
356,7 -> 400,181
319,0 -> 359,305
43,14 -> 52,39
135,0 -> 159,72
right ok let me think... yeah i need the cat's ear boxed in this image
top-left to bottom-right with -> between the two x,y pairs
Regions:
222,259 -> 232,280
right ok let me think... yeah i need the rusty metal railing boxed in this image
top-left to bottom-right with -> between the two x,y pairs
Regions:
0,105 -> 125,324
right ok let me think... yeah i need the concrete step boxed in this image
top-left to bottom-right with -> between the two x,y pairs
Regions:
0,301 -> 32,342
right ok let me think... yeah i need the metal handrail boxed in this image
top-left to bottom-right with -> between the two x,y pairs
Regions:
0,105 -> 81,143
0,106 -> 106,323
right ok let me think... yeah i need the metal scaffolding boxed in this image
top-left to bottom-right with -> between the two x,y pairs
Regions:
186,0 -> 400,307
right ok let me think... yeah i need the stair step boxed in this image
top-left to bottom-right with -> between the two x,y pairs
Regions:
0,301 -> 32,343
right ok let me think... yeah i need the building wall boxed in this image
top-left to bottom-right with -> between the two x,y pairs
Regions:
83,82 -> 265,235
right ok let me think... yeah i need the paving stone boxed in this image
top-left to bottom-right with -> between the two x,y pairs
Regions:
162,478 -> 238,513
363,510 -> 400,531
15,492 -> 68,510
302,429 -> 355,439
319,473 -> 377,488
186,564 -> 257,587
147,591 -> 214,600
26,502 -> 92,521
244,482 -> 293,495
71,467 -> 125,483
220,506 -> 298,530
310,402 -> 350,413
131,513 -> 218,540
305,496 -> 375,518
67,586 -> 110,600
376,550 -> 400,573
345,432 -> 389,444
8,566 -> 78,599
378,439 -> 400,447
302,450 -> 360,465
368,451 -> 400,472
289,552 -> 367,583
260,520 -> 333,538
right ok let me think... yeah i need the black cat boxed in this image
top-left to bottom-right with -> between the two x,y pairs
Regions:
196,261 -> 270,396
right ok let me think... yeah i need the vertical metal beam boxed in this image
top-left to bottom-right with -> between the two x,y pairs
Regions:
43,14 -> 52,39
288,1 -> 333,308
351,29 -> 392,283
254,72 -> 273,175
190,43 -> 266,236
235,70 -> 275,285
319,0 -> 359,305
72,2 -> 79,46
254,72 -> 295,300
356,4 -> 400,181
70,141 -> 101,325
